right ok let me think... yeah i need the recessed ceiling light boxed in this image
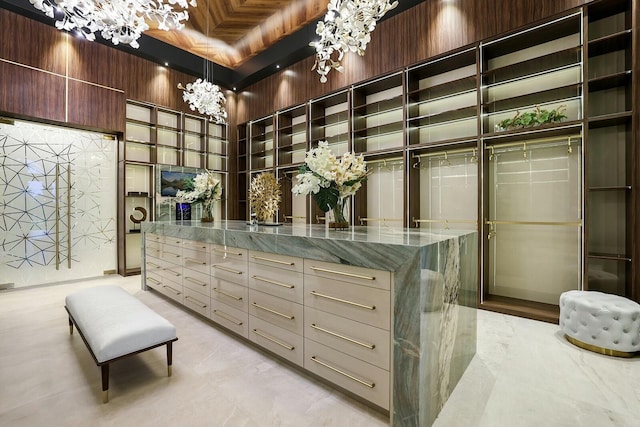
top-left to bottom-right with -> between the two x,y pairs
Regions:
233,87 -> 237,91
164,62 -> 169,67
276,65 -> 280,69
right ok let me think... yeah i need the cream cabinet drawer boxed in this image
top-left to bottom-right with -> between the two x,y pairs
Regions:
248,250 -> 303,273
210,300 -> 248,338
305,307 -> 390,370
183,247 -> 210,274
211,245 -> 247,261
183,269 -> 210,297
249,315 -> 303,367
145,238 -> 161,252
248,263 -> 303,303
183,286 -> 210,318
304,339 -> 390,410
150,244 -> 182,264
248,290 -> 303,335
304,275 -> 390,330
146,233 -> 163,244
163,236 -> 184,248
211,278 -> 248,311
182,239 -> 209,252
145,256 -> 162,275
304,259 -> 390,290
156,261 -> 182,283
146,272 -> 183,304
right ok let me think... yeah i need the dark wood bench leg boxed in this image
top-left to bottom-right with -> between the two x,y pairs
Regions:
167,342 -> 173,377
101,364 -> 109,403
68,317 -> 74,335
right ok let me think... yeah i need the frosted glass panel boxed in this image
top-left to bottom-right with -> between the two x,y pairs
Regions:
487,139 -> 583,304
157,128 -> 179,147
125,164 -> 152,194
126,142 -> 152,163
157,146 -> 179,165
184,150 -> 203,168
366,159 -> 404,228
0,120 -> 117,288
126,122 -> 152,143
419,150 -> 478,231
126,103 -> 151,122
157,111 -> 179,127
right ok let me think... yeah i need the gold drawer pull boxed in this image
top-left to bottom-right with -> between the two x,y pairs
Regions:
213,248 -> 243,256
309,291 -> 376,310
212,264 -> 243,275
252,302 -> 295,320
164,252 -> 181,258
184,243 -> 207,250
147,277 -> 160,284
185,295 -> 207,308
184,277 -> 207,287
163,285 -> 181,295
212,310 -> 243,325
309,266 -> 375,281
147,262 -> 160,268
310,356 -> 375,389
213,287 -> 243,301
162,268 -> 181,277
252,329 -> 295,351
310,324 -> 375,349
251,275 -> 295,289
185,257 -> 207,265
251,255 -> 295,266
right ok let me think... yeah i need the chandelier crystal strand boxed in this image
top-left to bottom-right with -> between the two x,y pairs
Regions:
28,0 -> 196,48
310,0 -> 398,83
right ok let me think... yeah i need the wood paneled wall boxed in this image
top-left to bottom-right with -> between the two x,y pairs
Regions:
0,8 -> 204,133
236,0 -> 586,123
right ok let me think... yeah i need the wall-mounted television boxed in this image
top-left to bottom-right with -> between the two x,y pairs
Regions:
160,170 -> 197,197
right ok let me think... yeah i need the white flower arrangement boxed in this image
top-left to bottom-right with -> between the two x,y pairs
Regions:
176,170 -> 222,219
178,78 -> 227,124
310,0 -> 398,83
292,141 -> 369,218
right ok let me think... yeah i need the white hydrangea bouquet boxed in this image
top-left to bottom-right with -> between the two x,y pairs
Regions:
292,141 -> 370,226
176,170 -> 222,221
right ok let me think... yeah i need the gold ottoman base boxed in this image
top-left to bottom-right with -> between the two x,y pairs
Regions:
565,334 -> 638,358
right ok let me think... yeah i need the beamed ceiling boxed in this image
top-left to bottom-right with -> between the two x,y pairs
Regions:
0,0 -> 425,89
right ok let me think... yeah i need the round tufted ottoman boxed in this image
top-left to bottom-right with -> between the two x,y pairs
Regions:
559,290 -> 640,357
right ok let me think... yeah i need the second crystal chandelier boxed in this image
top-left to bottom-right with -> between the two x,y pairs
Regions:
310,0 -> 398,83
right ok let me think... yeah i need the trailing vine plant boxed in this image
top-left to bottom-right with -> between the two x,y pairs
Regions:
496,105 -> 567,131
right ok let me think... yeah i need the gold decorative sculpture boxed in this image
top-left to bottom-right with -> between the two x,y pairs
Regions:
249,173 -> 282,224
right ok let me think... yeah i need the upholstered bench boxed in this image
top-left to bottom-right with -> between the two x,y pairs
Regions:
65,285 -> 178,402
559,290 -> 640,357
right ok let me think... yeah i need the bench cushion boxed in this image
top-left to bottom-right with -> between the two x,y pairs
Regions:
65,285 -> 177,363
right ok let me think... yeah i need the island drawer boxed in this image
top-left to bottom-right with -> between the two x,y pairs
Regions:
211,278 -> 248,311
210,300 -> 248,338
249,315 -> 304,367
182,239 -> 209,252
248,289 -> 303,335
183,269 -> 211,297
182,247 -> 210,274
304,259 -> 390,290
304,339 -> 390,410
304,275 -> 391,330
249,250 -> 303,273
183,286 -> 210,318
248,263 -> 303,303
146,272 -> 183,305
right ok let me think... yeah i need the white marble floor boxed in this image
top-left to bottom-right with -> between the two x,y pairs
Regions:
0,275 -> 639,427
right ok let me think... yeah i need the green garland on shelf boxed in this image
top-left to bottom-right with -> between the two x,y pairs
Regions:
496,105 -> 567,131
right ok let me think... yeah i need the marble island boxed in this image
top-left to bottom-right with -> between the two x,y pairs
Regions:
141,221 -> 477,427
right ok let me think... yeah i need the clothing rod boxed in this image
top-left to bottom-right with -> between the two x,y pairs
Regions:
413,218 -> 477,225
485,219 -> 582,227
365,157 -> 403,165
358,217 -> 403,224
485,134 -> 581,150
412,146 -> 477,159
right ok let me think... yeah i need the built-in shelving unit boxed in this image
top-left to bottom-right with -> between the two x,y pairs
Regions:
585,0 -> 633,297
234,0 -> 637,322
119,100 -> 228,276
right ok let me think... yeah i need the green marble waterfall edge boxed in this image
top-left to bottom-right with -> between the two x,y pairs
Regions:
141,220 -> 478,427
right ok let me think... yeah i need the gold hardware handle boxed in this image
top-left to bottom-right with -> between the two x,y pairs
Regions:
162,268 -> 181,277
213,248 -> 243,256
252,329 -> 295,351
164,251 -> 181,259
251,275 -> 295,289
252,302 -> 295,320
251,255 -> 295,266
310,356 -> 375,389
184,277 -> 207,287
212,310 -> 243,325
184,257 -> 207,265
309,291 -> 376,310
213,287 -> 243,301
185,295 -> 207,308
310,324 -> 375,349
147,262 -> 161,269
309,266 -> 375,281
485,219 -> 582,227
147,277 -> 160,284
212,264 -> 243,275
163,285 -> 181,295
184,243 -> 207,250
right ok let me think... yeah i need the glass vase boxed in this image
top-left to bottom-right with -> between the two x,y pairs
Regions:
328,197 -> 349,230
201,201 -> 214,223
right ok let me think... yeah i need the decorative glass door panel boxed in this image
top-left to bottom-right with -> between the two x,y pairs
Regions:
0,120 -> 116,289
486,136 -> 583,304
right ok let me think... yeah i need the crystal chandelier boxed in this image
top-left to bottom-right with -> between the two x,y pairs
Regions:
310,0 -> 398,83
177,0 -> 227,124
27,0 -> 196,49
178,78 -> 227,124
